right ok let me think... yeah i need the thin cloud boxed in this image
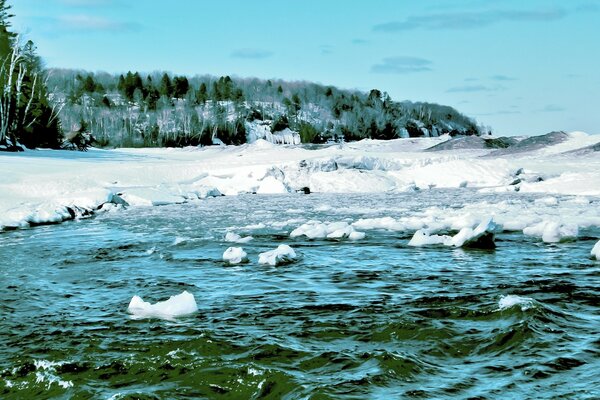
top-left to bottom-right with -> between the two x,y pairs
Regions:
371,56 -> 432,74
446,84 -> 503,93
231,49 -> 274,59
373,8 -> 566,32
352,38 -> 369,45
490,74 -> 517,81
320,45 -> 334,55
58,15 -> 140,32
539,104 -> 565,112
58,0 -> 117,6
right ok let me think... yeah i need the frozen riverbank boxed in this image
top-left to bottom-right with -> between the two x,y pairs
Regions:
1,132 -> 599,233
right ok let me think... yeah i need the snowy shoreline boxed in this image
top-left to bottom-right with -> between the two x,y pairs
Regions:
1,132 -> 599,236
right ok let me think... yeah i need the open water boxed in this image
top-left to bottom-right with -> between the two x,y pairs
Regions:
1,191 -> 599,399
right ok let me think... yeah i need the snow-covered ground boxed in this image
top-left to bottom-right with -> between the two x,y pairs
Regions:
1,132 -> 599,238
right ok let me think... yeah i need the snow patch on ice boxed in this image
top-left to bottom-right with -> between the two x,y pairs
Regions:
127,291 -> 198,320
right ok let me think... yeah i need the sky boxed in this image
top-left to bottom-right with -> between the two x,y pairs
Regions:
9,0 -> 600,136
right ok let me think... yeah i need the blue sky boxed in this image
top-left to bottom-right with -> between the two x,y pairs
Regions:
9,0 -> 600,136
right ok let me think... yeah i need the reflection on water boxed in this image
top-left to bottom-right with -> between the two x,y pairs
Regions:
1,191 -> 599,399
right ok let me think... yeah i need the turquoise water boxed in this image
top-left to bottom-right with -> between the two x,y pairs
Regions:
1,191 -> 599,399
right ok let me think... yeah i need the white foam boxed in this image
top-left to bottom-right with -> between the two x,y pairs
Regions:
258,244 -> 297,266
592,240 -> 600,260
498,295 -> 534,311
127,291 -> 198,320
223,247 -> 248,264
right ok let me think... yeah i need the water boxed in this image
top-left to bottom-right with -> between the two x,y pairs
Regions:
1,191 -> 599,399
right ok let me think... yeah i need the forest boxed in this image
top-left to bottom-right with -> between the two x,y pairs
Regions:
48,69 -> 484,148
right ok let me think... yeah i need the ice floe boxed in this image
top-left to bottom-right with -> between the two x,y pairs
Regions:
591,240 -> 600,260
408,219 -> 498,249
127,291 -> 198,320
223,247 -> 248,264
258,244 -> 298,266
523,221 -> 579,243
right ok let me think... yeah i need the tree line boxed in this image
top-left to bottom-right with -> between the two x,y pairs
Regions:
48,68 -> 483,148
0,0 -> 61,150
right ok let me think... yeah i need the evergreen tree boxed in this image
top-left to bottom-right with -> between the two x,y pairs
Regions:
159,73 -> 173,98
173,76 -> 189,98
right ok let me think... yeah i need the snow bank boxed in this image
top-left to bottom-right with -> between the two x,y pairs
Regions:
498,295 -> 534,311
258,244 -> 298,266
127,291 -> 198,320
290,221 -> 365,240
523,221 -> 578,243
224,232 -> 253,243
120,187 -> 186,206
223,247 -> 248,264
1,131 -> 599,232
591,240 -> 600,260
408,219 -> 497,249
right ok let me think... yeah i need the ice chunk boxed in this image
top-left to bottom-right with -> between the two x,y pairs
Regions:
534,196 -> 558,206
223,247 -> 248,264
408,218 -> 497,249
450,218 -> 498,248
348,231 -> 366,241
290,221 -> 361,240
408,230 -> 449,247
352,217 -> 404,231
498,295 -> 534,311
257,176 -> 288,194
224,232 -> 253,243
591,240 -> 600,260
523,221 -> 578,243
258,245 -> 297,266
128,291 -> 198,320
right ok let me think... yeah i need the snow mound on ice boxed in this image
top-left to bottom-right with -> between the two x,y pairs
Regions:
257,176 -> 288,194
128,291 -> 198,320
258,244 -> 298,266
224,232 -> 253,243
408,218 -> 497,249
223,247 -> 248,264
523,221 -> 578,243
290,221 -> 365,240
591,240 -> 600,260
120,188 -> 186,206
498,295 -> 534,311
